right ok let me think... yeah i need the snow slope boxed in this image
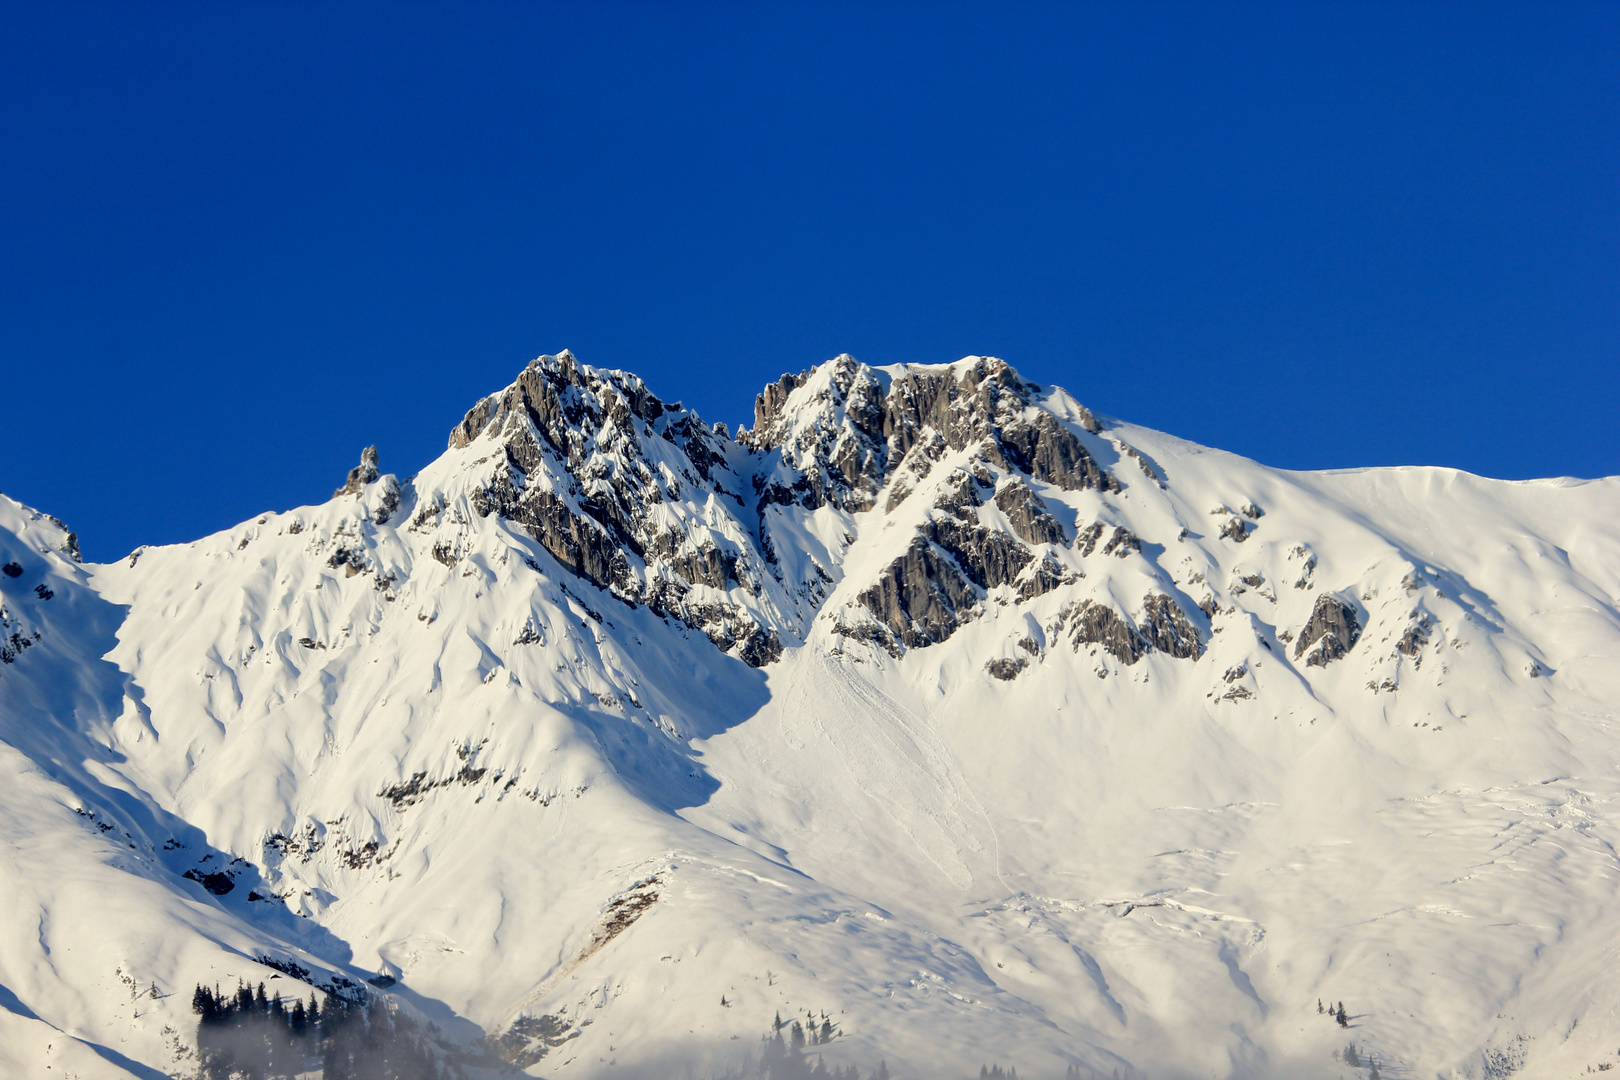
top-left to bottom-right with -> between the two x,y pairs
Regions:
2,352 -> 1619,1079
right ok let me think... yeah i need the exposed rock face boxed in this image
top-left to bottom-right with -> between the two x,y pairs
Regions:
1396,616 -> 1431,665
335,446 -> 381,497
1101,526 -> 1142,558
474,479 -> 630,593
438,351 -> 1165,665
449,353 -> 782,666
1069,593 -> 1202,665
745,355 -> 889,512
857,538 -> 978,649
1138,593 -> 1203,660
1295,594 -> 1362,667
1016,556 -> 1072,601
986,657 -> 1028,681
1070,601 -> 1146,664
752,371 -> 809,431
878,359 -> 1117,493
923,473 -> 1031,591
745,355 -> 1119,510
994,479 -> 1066,546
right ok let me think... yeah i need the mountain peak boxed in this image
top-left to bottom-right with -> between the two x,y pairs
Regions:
2,351 -> 1618,1079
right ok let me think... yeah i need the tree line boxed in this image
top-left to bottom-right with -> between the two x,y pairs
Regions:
191,980 -> 455,1079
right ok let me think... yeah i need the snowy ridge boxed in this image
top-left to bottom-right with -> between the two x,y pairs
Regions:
2,353 -> 1619,1079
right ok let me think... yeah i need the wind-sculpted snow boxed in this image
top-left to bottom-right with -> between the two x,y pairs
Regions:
1,352 -> 1620,1080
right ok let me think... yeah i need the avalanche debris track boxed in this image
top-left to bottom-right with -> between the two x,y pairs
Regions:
0,351 -> 1618,1079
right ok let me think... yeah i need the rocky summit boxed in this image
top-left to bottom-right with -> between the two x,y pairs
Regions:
1,352 -> 1619,1080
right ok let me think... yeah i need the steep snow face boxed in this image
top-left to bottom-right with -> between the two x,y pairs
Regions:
3,353 -> 1620,1080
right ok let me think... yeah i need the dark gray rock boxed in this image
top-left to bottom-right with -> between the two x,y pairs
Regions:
857,538 -> 979,649
745,355 -> 889,512
1220,517 -> 1251,543
374,476 -> 402,525
1075,522 -> 1105,557
1069,601 -> 1147,665
1069,594 -> 1201,664
928,516 -> 1032,590
474,478 -> 630,595
1295,594 -> 1362,667
874,357 -> 1117,493
1101,526 -> 1142,558
1119,444 -> 1161,483
986,657 -> 1028,681
994,479 -> 1066,545
1138,593 -> 1203,659
1396,616 -> 1431,664
998,412 -> 1117,493
910,471 -> 1041,595
1016,556 -> 1071,601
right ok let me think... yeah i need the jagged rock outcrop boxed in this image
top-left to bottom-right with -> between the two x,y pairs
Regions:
986,657 -> 1028,681
438,352 -> 1138,662
879,358 -> 1117,493
1068,593 -> 1203,665
1295,594 -> 1362,667
745,355 -> 889,512
1138,593 -> 1203,660
923,472 -> 1032,591
994,479 -> 1066,546
1396,616 -> 1432,665
856,538 -> 979,649
1070,601 -> 1146,664
745,356 -> 1119,514
335,446 -> 381,497
1016,555 -> 1072,600
449,353 -> 782,666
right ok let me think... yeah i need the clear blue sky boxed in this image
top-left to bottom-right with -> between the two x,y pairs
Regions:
4,2 -> 1616,561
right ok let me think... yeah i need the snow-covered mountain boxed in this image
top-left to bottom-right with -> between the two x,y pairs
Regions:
3,351 -> 1620,1080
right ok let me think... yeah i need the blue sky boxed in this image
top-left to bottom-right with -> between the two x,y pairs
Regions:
4,2 -> 1616,561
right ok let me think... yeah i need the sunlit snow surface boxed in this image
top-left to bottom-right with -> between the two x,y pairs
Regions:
2,355 -> 1619,1079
